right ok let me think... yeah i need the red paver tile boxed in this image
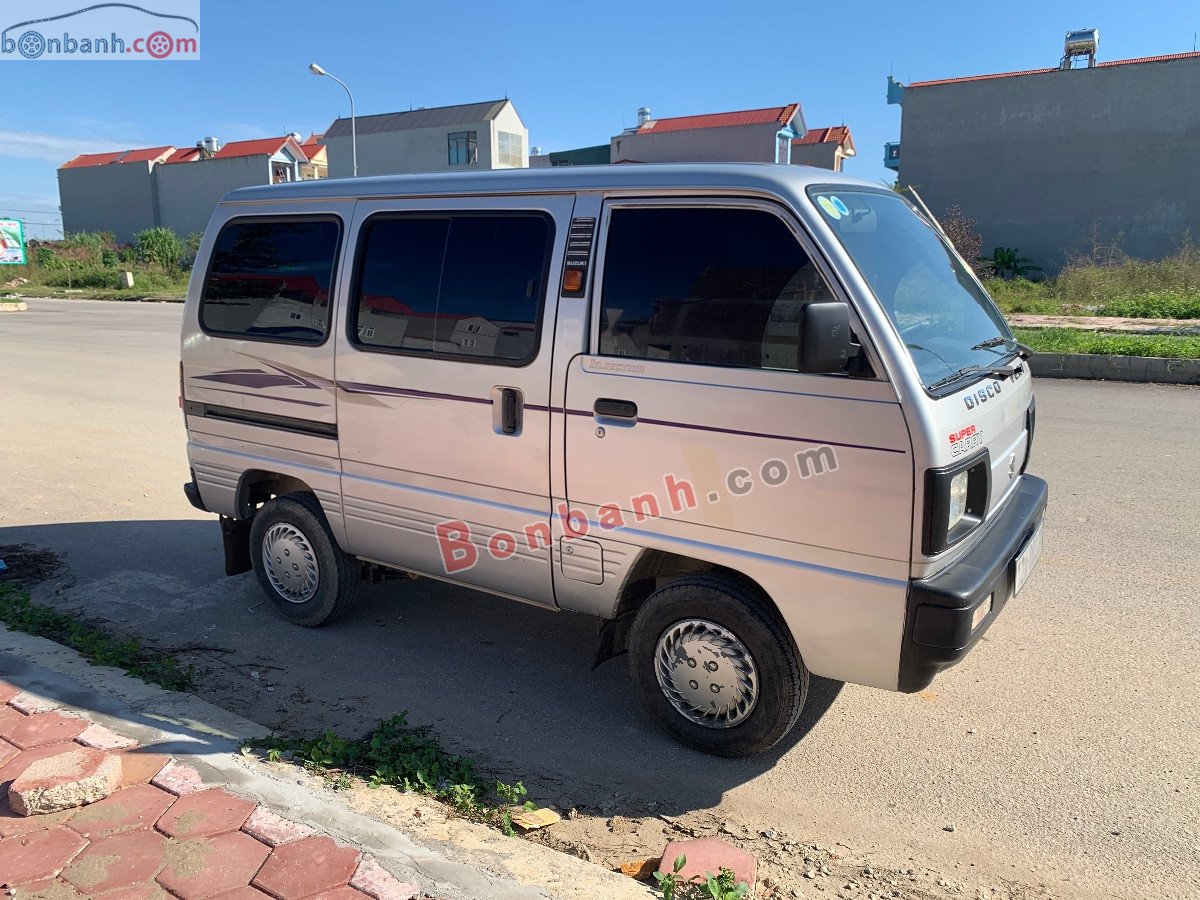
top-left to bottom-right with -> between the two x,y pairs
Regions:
0,737 -> 20,768
9,693 -> 60,715
307,889 -> 372,900
9,746 -> 122,815
75,723 -> 138,751
657,837 -> 757,892
4,712 -> 87,750
349,856 -> 419,900
155,788 -> 255,839
0,704 -> 27,734
240,806 -> 313,847
0,743 -> 78,790
67,783 -> 177,839
156,831 -> 271,900
0,826 -> 89,886
0,680 -> 19,704
62,829 -> 169,893
0,797 -> 74,838
150,760 -> 205,796
93,881 -> 173,899
114,751 -> 170,788
209,889 -> 273,900
252,835 -> 361,899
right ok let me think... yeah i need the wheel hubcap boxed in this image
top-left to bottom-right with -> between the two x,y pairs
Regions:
262,523 -> 319,603
654,619 -> 758,728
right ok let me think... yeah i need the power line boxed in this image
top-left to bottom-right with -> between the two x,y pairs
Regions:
0,208 -> 62,217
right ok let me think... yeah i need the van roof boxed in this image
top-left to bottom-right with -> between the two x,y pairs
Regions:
221,163 -> 883,205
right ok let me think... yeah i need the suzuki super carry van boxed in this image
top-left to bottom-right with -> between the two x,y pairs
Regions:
181,164 -> 1047,757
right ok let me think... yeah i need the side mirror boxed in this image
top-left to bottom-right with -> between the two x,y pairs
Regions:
797,301 -> 855,373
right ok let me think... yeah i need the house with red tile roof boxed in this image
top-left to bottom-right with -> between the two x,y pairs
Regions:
790,126 -> 856,172
58,135 -> 322,242
609,104 -> 806,165
885,41 -> 1200,271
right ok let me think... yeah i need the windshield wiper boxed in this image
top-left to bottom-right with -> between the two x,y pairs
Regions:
972,335 -> 1034,359
928,363 -> 1020,392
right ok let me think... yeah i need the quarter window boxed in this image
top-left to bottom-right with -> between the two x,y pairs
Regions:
351,214 -> 551,364
200,218 -> 340,344
448,131 -> 478,166
599,207 -> 836,370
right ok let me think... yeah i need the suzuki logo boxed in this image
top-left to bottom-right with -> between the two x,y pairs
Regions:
964,381 -> 1002,410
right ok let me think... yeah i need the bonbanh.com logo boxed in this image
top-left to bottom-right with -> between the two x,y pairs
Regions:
1,2 -> 200,61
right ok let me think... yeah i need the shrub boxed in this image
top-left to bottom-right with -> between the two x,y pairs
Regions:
35,247 -> 61,269
938,206 -> 986,274
135,227 -> 184,269
100,248 -> 120,268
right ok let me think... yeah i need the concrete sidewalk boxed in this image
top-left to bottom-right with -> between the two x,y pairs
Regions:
0,627 -> 648,900
1009,312 -> 1200,333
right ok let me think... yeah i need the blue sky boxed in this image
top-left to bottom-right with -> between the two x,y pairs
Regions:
2,0 -> 1197,239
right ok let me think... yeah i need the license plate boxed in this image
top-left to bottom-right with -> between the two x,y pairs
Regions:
1013,521 -> 1043,596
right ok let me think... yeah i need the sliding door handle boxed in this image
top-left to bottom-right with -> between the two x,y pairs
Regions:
594,398 -> 638,419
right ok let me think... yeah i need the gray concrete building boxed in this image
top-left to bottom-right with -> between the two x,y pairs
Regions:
322,99 -> 528,178
58,137 -> 314,242
888,48 -> 1200,271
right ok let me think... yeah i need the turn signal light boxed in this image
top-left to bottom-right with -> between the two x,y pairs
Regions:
562,268 -> 583,294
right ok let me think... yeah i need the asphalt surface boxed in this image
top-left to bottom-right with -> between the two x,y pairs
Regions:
2,299 -> 1197,899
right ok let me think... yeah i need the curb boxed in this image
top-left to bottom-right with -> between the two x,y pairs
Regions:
1032,352 -> 1200,385
0,300 -> 28,311
0,625 -> 648,900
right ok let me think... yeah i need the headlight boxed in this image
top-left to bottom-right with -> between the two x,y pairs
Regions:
948,470 -> 970,531
923,452 -> 991,555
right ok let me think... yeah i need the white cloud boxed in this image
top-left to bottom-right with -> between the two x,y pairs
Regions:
0,128 -> 134,163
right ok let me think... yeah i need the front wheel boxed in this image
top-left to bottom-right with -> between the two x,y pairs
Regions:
249,493 -> 360,627
628,574 -> 808,757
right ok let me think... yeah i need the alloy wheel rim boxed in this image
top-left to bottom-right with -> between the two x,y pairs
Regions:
654,618 -> 758,729
262,523 -> 319,603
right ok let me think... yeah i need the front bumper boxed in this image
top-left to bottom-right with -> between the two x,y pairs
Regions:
898,474 -> 1048,692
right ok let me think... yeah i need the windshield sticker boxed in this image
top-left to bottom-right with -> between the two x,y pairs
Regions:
817,196 -> 841,219
830,196 -> 850,216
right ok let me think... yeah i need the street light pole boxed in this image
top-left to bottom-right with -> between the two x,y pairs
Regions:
308,62 -> 356,177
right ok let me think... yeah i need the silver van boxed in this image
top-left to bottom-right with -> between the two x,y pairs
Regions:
181,165 -> 1046,757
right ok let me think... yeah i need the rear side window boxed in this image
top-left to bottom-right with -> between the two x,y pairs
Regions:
200,218 -> 340,344
351,213 -> 551,364
599,207 -> 836,370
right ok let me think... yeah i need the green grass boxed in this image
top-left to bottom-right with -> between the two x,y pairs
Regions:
0,582 -> 196,691
252,715 -> 536,834
984,244 -> 1200,319
1014,327 -> 1200,359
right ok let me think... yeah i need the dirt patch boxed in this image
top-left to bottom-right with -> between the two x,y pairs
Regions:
0,544 -> 67,588
529,808 -> 1059,900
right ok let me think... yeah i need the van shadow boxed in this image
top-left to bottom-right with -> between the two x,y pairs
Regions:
0,519 -> 843,819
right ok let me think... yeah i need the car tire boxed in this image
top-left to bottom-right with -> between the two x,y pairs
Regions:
249,493 -> 360,627
627,573 -> 808,757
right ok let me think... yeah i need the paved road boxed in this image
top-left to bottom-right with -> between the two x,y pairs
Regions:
2,300 -> 1198,899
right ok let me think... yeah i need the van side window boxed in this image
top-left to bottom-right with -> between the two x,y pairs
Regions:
351,214 -> 550,364
200,218 -> 340,345
599,207 -> 837,370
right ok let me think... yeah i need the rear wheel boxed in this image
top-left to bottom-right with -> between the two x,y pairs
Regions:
249,493 -> 360,627
628,574 -> 807,757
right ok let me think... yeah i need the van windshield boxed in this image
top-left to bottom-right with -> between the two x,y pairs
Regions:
809,188 -> 1016,391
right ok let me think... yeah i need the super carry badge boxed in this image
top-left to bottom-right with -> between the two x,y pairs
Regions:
818,196 -> 841,219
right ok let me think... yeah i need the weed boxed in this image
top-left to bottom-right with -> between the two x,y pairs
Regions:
0,583 -> 196,691
654,855 -> 749,900
253,715 -> 537,833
